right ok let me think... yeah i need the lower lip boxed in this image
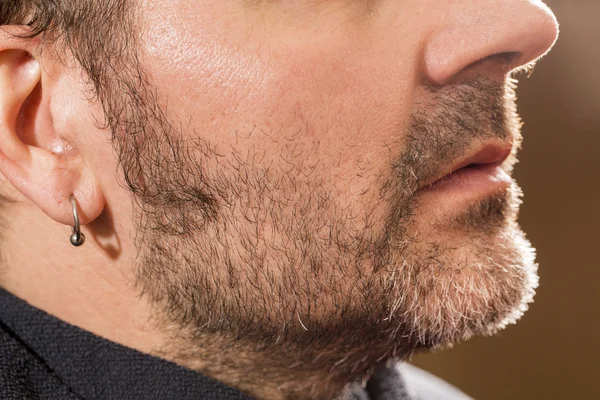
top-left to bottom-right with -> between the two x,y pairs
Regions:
420,163 -> 511,196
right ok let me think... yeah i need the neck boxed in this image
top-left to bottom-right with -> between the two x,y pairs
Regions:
0,202 -> 166,357
158,340 -> 360,400
149,323 -> 408,400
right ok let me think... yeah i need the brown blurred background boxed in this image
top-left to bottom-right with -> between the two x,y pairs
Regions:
412,1 -> 600,399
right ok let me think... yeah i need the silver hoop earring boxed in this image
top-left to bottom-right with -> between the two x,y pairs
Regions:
70,196 -> 85,247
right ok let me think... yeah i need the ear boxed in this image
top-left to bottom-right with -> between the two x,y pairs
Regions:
0,27 -> 105,226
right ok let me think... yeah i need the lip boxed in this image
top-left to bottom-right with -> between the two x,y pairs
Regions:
421,161 -> 511,195
419,142 -> 513,191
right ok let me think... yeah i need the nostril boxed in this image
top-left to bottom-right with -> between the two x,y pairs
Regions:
456,51 -> 523,81
481,52 -> 521,70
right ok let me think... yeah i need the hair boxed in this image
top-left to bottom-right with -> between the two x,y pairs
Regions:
1,0 -> 137,103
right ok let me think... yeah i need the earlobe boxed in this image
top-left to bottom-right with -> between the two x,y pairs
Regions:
0,29 -> 105,227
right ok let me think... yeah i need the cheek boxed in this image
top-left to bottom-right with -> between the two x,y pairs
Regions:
140,7 -> 416,215
141,10 -> 281,151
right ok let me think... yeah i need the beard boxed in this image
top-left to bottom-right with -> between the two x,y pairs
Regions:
114,76 -> 537,398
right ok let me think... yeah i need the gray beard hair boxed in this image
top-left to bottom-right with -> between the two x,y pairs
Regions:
115,76 -> 538,399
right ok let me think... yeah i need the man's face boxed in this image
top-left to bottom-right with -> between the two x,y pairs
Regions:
116,0 -> 556,392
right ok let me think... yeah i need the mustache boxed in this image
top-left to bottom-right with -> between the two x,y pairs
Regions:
377,76 -> 520,248
393,76 -> 519,195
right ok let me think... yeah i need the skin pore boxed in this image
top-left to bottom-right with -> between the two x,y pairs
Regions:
0,1 -> 558,399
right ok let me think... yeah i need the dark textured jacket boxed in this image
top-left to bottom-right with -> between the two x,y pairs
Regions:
0,288 -> 472,400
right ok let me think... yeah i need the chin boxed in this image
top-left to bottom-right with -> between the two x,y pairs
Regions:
387,209 -> 539,350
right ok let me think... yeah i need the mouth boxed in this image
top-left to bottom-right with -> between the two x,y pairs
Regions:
418,141 -> 513,195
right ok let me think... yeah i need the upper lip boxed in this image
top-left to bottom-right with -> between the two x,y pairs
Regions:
420,140 -> 513,190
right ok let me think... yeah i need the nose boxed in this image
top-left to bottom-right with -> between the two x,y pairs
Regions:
423,0 -> 559,84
